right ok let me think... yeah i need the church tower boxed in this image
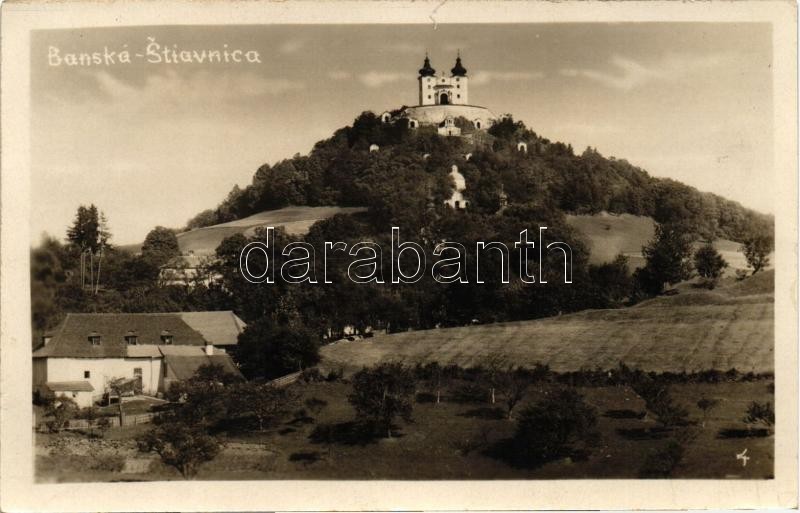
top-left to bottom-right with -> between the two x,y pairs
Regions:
418,53 -> 469,106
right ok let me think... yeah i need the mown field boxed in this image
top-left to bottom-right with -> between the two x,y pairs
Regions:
320,271 -> 774,375
36,377 -> 774,481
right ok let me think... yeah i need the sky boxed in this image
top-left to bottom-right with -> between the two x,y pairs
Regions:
31,23 -> 773,245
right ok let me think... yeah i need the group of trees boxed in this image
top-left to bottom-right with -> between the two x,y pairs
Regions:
137,363 -> 296,478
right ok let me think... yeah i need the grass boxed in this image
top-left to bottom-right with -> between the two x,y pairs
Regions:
176,206 -> 367,255
565,211 -> 772,274
35,378 -> 774,481
320,272 -> 773,375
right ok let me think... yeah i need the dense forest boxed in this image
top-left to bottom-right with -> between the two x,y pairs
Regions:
31,112 -> 774,379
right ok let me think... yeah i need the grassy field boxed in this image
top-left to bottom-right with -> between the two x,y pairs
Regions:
121,206 -> 367,255
36,377 -> 774,481
565,211 -> 768,273
320,271 -> 774,375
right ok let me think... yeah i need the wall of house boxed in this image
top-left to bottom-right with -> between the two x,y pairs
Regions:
53,390 -> 94,409
32,358 -> 48,389
45,357 -> 164,400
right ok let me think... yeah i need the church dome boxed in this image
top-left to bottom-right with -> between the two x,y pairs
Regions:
418,55 -> 436,77
451,56 -> 467,77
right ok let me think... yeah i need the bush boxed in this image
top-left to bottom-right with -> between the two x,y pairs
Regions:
300,367 -> 324,383
639,439 -> 684,478
744,401 -> 774,432
45,396 -> 79,432
512,388 -> 597,464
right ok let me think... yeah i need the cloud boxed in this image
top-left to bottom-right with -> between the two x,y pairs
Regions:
89,69 -> 304,111
560,53 -> 738,91
328,70 -> 352,80
470,71 -> 545,86
358,71 -> 406,88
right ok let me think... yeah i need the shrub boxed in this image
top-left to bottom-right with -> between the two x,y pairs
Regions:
512,388 -> 597,464
45,396 -> 79,432
639,439 -> 684,478
301,367 -> 324,383
744,401 -> 774,432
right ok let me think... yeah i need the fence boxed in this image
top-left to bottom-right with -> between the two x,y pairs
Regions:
38,412 -> 157,432
268,371 -> 302,388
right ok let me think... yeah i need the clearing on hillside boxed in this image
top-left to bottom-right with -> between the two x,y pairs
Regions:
320,271 -> 774,374
177,206 -> 367,255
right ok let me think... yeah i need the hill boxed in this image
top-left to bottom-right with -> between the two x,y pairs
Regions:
319,270 -> 774,374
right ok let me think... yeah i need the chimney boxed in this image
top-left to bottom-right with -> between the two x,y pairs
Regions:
204,344 -> 214,356
42,335 -> 52,346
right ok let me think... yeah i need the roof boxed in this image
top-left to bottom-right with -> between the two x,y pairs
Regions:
45,381 -> 94,392
161,254 -> 209,269
179,311 -> 245,346
33,311 -> 246,358
164,354 -> 243,381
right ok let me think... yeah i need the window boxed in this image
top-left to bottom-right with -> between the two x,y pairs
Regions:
427,85 -> 431,89
88,332 -> 101,345
125,334 -> 138,345
427,95 -> 431,99
457,85 -> 460,89
160,330 -> 173,344
457,94 -> 461,98
84,370 -> 90,379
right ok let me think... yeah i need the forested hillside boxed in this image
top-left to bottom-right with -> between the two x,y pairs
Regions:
186,112 -> 772,245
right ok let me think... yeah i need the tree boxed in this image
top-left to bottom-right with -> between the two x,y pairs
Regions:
66,204 -> 110,253
81,406 -> 100,437
694,243 -> 728,289
497,370 -> 531,419
630,379 -> 688,428
741,234 -> 773,274
141,226 -> 181,268
636,223 -> 694,295
348,363 -> 415,438
696,396 -> 720,428
513,388 -> 597,463
137,422 -> 220,479
235,320 -> 320,380
107,377 -> 132,425
230,382 -> 295,431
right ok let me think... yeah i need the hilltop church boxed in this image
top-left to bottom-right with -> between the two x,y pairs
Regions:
381,54 -> 497,137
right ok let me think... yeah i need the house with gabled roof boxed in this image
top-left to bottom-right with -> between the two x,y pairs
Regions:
33,311 -> 245,407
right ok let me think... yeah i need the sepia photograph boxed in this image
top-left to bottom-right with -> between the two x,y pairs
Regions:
1,1 -> 797,511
